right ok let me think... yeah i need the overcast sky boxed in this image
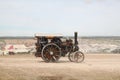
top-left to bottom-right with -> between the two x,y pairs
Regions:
0,0 -> 120,36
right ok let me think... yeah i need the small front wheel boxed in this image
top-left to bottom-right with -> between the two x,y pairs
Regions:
73,51 -> 84,63
68,52 -> 74,62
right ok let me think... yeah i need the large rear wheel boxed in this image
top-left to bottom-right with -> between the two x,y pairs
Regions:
41,43 -> 61,62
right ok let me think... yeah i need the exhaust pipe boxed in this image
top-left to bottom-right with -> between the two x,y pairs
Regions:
74,32 -> 78,45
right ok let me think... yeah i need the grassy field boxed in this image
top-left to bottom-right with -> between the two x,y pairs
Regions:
0,54 -> 120,80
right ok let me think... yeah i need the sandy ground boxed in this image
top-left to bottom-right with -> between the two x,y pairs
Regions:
0,53 -> 120,80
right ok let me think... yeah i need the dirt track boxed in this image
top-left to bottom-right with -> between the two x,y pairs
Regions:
0,53 -> 120,80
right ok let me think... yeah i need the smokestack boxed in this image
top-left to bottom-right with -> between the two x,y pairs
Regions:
74,32 -> 78,45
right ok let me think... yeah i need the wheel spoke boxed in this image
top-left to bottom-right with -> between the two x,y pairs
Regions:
45,48 -> 50,52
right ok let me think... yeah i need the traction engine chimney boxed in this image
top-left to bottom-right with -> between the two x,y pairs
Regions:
74,32 -> 78,45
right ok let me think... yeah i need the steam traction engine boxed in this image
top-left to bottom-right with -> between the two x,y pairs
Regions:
35,32 -> 84,63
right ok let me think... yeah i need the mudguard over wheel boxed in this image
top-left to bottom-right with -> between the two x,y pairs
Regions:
41,43 -> 61,62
